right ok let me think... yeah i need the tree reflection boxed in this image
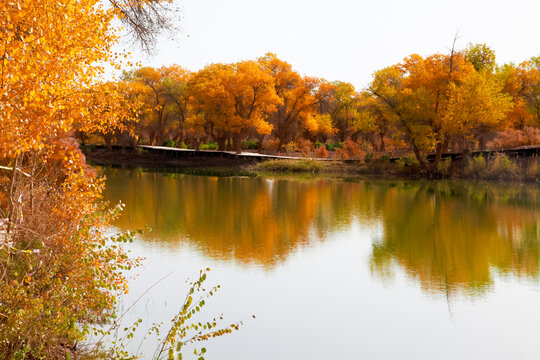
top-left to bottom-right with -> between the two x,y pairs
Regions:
102,169 -> 364,266
370,182 -> 540,295
101,168 -> 540,294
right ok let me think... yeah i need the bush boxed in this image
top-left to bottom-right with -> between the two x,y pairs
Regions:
464,155 -> 487,177
263,139 -> 281,152
325,141 -> 344,151
299,140 -> 314,158
285,141 -> 300,153
314,146 -> 329,159
200,142 -> 219,150
336,139 -> 364,160
525,157 -> 540,181
163,139 -> 177,147
465,153 -> 519,180
241,139 -> 259,150
437,157 -> 452,176
314,142 -> 323,149
487,127 -> 540,150
486,153 -> 519,180
396,155 -> 420,168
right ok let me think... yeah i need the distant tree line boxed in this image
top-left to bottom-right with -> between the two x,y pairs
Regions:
83,45 -> 540,172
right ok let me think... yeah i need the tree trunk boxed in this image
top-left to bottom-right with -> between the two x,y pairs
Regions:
217,137 -> 226,151
234,133 -> 242,154
379,133 -> 385,152
257,135 -> 264,153
411,143 -> 429,173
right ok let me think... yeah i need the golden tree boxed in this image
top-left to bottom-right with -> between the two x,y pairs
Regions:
258,53 -> 319,150
0,0 -> 171,357
188,61 -> 281,153
369,53 -> 512,172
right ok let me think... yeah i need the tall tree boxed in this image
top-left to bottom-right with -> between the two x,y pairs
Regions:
188,61 -> 280,153
369,53 -> 512,172
258,53 -> 319,150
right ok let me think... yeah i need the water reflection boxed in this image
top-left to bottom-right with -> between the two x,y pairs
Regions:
370,182 -> 540,296
101,168 -> 540,295
102,169 -> 366,266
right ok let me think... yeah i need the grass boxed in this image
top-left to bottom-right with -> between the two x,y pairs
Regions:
257,159 -> 325,173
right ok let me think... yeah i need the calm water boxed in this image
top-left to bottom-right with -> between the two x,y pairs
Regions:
100,168 -> 540,359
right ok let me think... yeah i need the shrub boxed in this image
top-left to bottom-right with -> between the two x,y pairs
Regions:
364,152 -> 374,163
525,157 -> 540,181
299,140 -> 314,158
465,153 -> 519,180
437,157 -> 452,176
263,139 -> 281,152
325,141 -> 344,152
336,139 -> 364,160
487,126 -> 540,150
163,139 -> 178,147
179,141 -> 189,149
200,142 -> 219,150
285,141 -> 300,153
396,154 -> 420,168
241,139 -> 259,150
314,146 -> 329,159
464,154 -> 487,178
486,153 -> 519,180
314,142 -> 323,149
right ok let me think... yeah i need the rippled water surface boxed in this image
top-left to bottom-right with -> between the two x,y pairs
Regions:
101,168 -> 540,359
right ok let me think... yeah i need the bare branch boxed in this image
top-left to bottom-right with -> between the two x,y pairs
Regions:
109,0 -> 182,54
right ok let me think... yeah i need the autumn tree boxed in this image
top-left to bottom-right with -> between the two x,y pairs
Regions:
464,43 -> 496,73
356,91 -> 394,151
187,61 -> 280,153
369,52 -> 512,173
0,0 -> 170,357
314,81 -> 361,141
258,53 -> 319,150
497,57 -> 540,128
122,65 -> 190,145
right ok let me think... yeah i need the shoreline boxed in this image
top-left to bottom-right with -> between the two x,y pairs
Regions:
85,148 -> 540,183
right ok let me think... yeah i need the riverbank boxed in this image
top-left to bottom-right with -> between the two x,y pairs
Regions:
85,147 -> 540,182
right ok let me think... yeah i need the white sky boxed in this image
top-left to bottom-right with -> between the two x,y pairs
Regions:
128,0 -> 540,90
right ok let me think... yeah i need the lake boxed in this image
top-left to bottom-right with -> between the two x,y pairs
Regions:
100,167 -> 540,359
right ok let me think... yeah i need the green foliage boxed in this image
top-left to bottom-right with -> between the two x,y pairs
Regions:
241,139 -> 259,150
150,269 -> 246,360
436,157 -> 452,176
163,140 -> 178,148
465,153 -> 519,180
378,154 -> 391,162
485,154 -> 519,180
396,155 -> 420,168
364,152 -> 374,163
314,142 -> 323,149
257,159 -> 323,173
324,142 -> 344,151
465,155 -> 487,177
199,142 -> 218,150
162,140 -> 189,149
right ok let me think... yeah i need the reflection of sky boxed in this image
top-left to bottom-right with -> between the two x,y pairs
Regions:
99,171 -> 540,359
108,220 -> 540,360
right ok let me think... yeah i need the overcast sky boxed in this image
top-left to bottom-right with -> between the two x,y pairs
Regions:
128,0 -> 540,90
